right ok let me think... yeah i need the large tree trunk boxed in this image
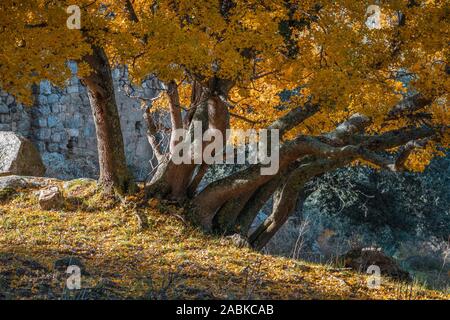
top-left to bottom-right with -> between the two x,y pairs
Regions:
235,171 -> 288,236
146,79 -> 231,200
248,158 -> 347,250
82,46 -> 136,195
249,183 -> 306,251
146,96 -> 210,199
143,75 -> 437,249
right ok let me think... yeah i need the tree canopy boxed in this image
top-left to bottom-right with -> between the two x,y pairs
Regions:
1,0 -> 448,170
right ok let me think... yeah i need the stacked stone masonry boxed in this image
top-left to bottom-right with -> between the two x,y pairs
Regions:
0,63 -> 160,181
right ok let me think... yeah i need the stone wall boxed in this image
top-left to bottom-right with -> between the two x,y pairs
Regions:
0,63 -> 159,181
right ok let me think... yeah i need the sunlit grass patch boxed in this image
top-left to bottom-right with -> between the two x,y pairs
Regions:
0,181 -> 448,300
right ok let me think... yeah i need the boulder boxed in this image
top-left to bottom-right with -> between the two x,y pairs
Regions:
0,131 -> 46,176
341,247 -> 411,282
0,175 -> 58,201
0,175 -> 28,190
38,186 -> 64,210
0,176 -> 26,200
0,175 -> 57,190
225,233 -> 250,248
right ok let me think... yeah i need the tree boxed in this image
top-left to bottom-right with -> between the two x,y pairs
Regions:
0,0 -> 448,248
0,0 -> 136,195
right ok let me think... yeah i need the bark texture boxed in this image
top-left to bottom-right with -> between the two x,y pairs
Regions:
82,46 -> 136,195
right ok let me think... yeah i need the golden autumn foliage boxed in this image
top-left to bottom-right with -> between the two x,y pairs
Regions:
0,181 -> 448,300
0,0 -> 448,172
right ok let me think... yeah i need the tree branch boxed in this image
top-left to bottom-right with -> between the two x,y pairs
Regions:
363,125 -> 438,151
249,156 -> 349,250
268,102 -> 320,136
324,113 -> 371,144
166,80 -> 183,153
395,138 -> 430,170
143,107 -> 164,163
386,93 -> 432,120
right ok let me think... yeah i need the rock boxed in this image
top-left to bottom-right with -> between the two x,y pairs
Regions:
37,118 -> 47,127
0,175 -> 28,189
341,247 -> 411,282
47,143 -> 60,153
67,85 -> 79,94
0,176 -> 26,200
67,128 -> 79,138
226,233 -> 250,248
48,94 -> 60,104
0,132 -> 46,176
42,153 -> 99,180
40,81 -> 52,95
38,186 -> 64,210
0,104 -> 9,114
37,95 -> 48,105
0,114 -> 11,123
50,132 -> 64,143
0,176 -> 56,204
47,115 -> 60,128
35,128 -> 51,140
0,175 -> 54,191
5,95 -> 14,106
67,61 -> 78,74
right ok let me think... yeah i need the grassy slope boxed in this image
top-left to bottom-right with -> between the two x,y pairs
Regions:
0,179 -> 448,300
